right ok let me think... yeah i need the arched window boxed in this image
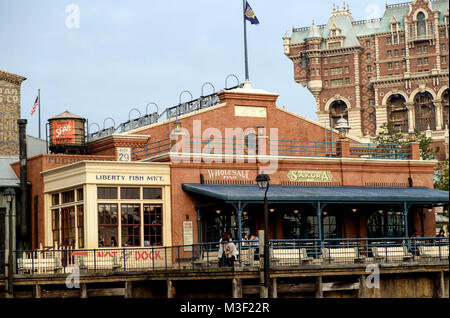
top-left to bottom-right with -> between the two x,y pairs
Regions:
414,91 -> 436,131
442,89 -> 449,129
417,12 -> 426,36
387,94 -> 408,133
329,100 -> 348,128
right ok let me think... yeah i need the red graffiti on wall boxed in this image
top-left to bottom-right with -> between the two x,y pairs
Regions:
134,250 -> 163,261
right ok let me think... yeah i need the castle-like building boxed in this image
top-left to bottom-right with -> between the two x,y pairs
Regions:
283,0 -> 449,153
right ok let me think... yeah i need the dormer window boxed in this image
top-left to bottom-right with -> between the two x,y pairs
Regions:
330,23 -> 341,37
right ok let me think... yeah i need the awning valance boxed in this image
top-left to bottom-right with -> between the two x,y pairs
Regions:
182,184 -> 449,204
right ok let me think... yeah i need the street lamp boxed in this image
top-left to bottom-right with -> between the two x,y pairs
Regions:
4,187 -> 15,296
256,173 -> 270,292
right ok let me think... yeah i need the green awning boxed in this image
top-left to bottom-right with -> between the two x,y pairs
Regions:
182,184 -> 449,204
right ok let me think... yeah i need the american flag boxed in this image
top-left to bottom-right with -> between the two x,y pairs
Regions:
31,95 -> 39,116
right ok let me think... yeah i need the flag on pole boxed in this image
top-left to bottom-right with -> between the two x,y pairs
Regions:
31,95 -> 39,116
244,1 -> 259,25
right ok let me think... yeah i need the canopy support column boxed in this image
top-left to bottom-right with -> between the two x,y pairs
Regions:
196,207 -> 201,244
316,202 -> 324,248
403,202 -> 409,238
230,201 -> 247,249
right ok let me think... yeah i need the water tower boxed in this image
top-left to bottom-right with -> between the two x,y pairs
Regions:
47,111 -> 87,154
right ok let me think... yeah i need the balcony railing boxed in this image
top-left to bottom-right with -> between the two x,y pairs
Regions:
132,138 -> 416,161
349,143 -> 411,159
7,237 -> 448,275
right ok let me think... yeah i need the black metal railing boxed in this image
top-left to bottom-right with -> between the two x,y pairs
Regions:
269,237 -> 448,266
6,237 -> 448,276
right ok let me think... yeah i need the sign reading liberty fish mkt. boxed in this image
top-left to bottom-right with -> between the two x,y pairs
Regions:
287,170 -> 333,182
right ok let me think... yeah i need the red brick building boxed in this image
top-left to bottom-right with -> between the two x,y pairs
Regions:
283,0 -> 449,158
12,84 -> 448,250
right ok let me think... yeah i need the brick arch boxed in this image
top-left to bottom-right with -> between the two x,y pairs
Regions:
409,87 -> 436,103
382,90 -> 409,107
437,85 -> 449,100
324,96 -> 351,112
412,9 -> 429,21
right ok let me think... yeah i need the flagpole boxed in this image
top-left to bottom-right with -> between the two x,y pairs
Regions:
243,0 -> 249,81
38,88 -> 41,139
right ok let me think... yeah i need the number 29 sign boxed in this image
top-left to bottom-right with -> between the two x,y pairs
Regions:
117,147 -> 131,162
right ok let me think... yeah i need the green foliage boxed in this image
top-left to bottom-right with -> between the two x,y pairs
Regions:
374,122 -> 440,161
374,122 -> 408,145
414,130 -> 440,161
434,159 -> 449,191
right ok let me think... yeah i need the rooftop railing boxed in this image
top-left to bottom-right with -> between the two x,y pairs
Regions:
132,137 -> 416,161
349,143 -> 411,159
7,237 -> 448,275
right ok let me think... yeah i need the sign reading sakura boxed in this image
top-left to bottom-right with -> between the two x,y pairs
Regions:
53,120 -> 75,144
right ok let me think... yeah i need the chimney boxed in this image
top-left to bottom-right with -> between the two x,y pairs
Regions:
18,119 -> 28,238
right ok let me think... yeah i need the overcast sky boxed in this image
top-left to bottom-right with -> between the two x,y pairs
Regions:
1,0 -> 387,138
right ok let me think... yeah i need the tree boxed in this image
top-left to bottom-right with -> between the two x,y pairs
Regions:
374,122 -> 440,161
414,130 -> 440,161
434,159 -> 449,191
374,122 -> 408,145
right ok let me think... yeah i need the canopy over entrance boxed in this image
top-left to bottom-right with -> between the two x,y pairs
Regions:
182,184 -> 449,204
183,184 -> 449,244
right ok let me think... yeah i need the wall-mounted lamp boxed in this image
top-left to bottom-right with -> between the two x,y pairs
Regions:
352,208 -> 357,213
243,211 -> 248,216
269,208 -> 275,213
322,211 -> 328,216
215,209 -> 221,215
293,210 -> 299,214
427,207 -> 433,213
378,209 -> 383,214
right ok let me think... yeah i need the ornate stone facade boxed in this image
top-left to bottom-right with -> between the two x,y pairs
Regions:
0,70 -> 26,155
284,0 -> 449,150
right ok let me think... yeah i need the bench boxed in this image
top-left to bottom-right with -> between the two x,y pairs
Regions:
17,258 -> 61,274
77,255 -> 122,271
192,250 -> 219,267
321,247 -> 365,264
419,245 -> 449,260
271,248 -> 313,266
372,246 -> 413,263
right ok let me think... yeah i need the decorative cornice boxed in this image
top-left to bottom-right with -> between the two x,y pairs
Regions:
0,70 -> 26,85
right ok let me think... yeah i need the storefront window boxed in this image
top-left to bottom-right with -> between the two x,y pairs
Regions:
51,194 -> 59,206
282,213 -> 302,239
52,209 -> 60,246
144,204 -> 163,246
97,187 -> 118,200
98,203 -> 118,247
121,188 -> 140,200
77,188 -> 83,201
143,188 -> 162,200
367,211 -> 405,238
61,190 -> 75,204
61,206 -> 76,247
121,204 -> 140,246
77,205 -> 84,248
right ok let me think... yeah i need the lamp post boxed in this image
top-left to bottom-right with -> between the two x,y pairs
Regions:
4,187 -> 15,296
256,173 -> 270,291
335,116 -> 351,139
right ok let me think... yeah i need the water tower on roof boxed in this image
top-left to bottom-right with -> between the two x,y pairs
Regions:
47,110 -> 87,154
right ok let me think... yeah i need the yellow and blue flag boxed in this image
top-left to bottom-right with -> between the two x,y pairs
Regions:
244,1 -> 259,25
